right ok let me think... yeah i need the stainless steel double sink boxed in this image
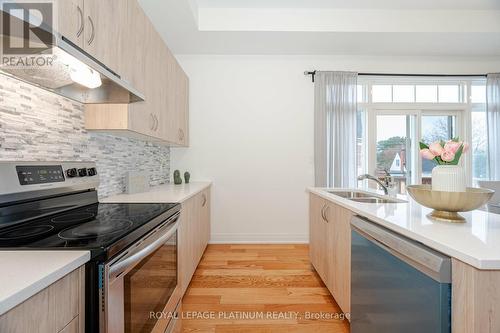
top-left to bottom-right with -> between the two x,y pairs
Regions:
327,190 -> 405,204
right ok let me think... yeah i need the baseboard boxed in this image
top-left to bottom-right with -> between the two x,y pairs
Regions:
209,233 -> 309,244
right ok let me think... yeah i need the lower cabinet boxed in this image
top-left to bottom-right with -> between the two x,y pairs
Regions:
179,187 -> 211,294
0,266 -> 85,333
309,193 -> 352,314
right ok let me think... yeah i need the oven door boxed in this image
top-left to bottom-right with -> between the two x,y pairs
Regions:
103,212 -> 181,333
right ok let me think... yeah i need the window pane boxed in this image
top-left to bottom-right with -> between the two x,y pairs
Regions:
416,85 -> 438,103
438,85 -> 460,103
393,85 -> 415,102
374,115 -> 414,194
471,85 -> 486,103
357,85 -> 364,103
372,85 -> 392,103
356,109 -> 366,177
421,115 -> 456,184
472,110 -> 489,182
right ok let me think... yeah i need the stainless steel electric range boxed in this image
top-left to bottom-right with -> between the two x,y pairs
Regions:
0,161 -> 181,333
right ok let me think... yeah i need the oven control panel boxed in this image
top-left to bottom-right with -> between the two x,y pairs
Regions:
16,165 -> 65,185
0,161 -> 100,204
15,164 -> 99,186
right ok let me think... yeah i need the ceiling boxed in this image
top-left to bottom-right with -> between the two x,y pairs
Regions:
138,0 -> 500,56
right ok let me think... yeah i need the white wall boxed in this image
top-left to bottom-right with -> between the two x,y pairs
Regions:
172,55 -> 500,243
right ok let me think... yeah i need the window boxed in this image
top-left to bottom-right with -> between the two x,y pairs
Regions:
393,85 -> 414,103
416,85 -> 437,103
356,109 -> 366,176
370,83 -> 466,104
472,109 -> 489,182
375,114 -> 415,194
471,85 -> 486,103
372,85 -> 392,103
356,77 -> 488,194
438,85 -> 460,103
421,114 -> 457,183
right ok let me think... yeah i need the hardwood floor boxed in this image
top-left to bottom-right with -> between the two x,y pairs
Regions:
180,244 -> 350,333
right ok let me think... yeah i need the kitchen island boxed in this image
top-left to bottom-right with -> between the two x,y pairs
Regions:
308,187 -> 500,333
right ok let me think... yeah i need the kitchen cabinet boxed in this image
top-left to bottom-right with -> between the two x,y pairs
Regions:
54,0 -> 126,77
163,50 -> 189,145
452,258 -> 500,333
325,200 -> 352,314
56,0 -> 84,48
179,188 -> 211,294
309,194 -> 329,282
0,266 -> 85,333
83,0 -> 190,146
81,0 -> 126,76
309,193 -> 352,314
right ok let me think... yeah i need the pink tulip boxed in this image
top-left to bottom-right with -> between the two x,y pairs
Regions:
429,142 -> 444,156
444,141 -> 462,154
420,149 -> 436,160
441,150 -> 456,162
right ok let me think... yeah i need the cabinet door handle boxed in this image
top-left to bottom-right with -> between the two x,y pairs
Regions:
87,16 -> 95,45
323,205 -> 329,223
154,115 -> 159,131
76,6 -> 84,37
178,128 -> 184,141
150,113 -> 155,130
202,193 -> 207,207
321,204 -> 329,223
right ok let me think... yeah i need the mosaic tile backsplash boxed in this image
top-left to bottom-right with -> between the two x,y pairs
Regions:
0,75 -> 170,198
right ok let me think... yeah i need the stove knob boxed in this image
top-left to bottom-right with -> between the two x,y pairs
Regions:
66,168 -> 78,178
87,167 -> 97,176
78,168 -> 88,177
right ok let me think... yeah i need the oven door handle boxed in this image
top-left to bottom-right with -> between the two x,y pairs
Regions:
109,219 -> 178,280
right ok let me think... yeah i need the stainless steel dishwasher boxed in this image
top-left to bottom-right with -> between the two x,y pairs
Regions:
350,216 -> 451,333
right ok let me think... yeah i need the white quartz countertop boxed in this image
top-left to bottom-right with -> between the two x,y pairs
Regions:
309,187 -> 500,270
0,251 -> 90,316
101,181 -> 212,204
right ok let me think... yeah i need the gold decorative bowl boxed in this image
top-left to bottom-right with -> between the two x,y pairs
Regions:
406,185 -> 494,223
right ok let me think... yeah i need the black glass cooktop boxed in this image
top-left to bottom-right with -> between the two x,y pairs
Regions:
0,202 -> 179,259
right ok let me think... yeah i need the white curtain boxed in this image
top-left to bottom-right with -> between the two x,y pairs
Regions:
487,73 -> 500,180
314,71 -> 358,187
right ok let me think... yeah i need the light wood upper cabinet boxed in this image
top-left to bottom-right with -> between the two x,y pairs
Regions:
83,0 -> 190,146
0,266 -> 85,333
309,193 -> 352,314
55,0 -> 126,79
119,0 -> 147,93
161,48 -> 189,145
174,64 -> 189,146
127,19 -> 163,140
81,0 -> 127,76
56,0 -> 84,48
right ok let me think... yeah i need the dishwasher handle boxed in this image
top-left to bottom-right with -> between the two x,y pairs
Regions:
351,216 -> 451,283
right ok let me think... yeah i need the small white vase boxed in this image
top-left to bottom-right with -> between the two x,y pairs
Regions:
431,165 -> 466,192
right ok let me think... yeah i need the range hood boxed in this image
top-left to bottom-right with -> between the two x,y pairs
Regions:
0,10 -> 144,104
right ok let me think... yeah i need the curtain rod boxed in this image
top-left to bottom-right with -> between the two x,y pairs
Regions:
303,70 -> 487,83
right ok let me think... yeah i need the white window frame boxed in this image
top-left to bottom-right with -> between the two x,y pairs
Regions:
357,77 -> 483,186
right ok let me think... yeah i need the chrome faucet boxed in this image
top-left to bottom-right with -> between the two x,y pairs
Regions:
357,174 -> 389,195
